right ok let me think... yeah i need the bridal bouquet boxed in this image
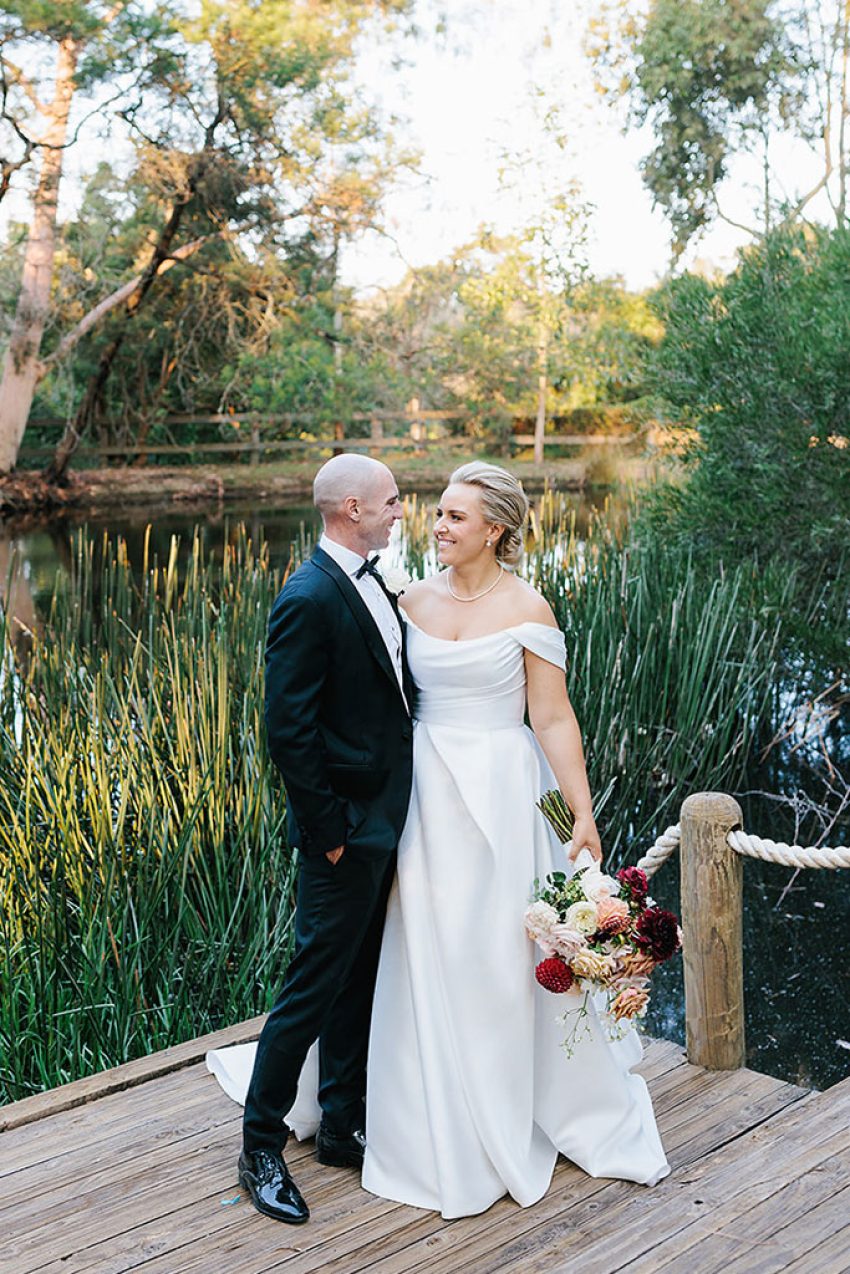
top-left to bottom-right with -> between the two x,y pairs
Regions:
525,791 -> 682,1054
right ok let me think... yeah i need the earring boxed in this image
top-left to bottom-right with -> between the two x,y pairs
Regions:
485,538 -> 492,547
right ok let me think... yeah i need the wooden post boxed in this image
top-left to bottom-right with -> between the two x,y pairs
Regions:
332,420 -> 344,456
250,418 -> 261,467
680,791 -> 745,1070
407,397 -> 425,457
369,416 -> 383,457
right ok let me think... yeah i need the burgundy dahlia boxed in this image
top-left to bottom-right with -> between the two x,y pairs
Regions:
616,865 -> 649,904
635,907 -> 681,963
535,957 -> 575,994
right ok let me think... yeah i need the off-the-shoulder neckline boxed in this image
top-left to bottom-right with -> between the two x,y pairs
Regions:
404,617 -> 562,645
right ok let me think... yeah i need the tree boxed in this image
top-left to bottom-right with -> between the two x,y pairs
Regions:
493,98 -> 591,461
31,162 -> 296,447
0,0 -> 411,477
0,0 -> 182,473
646,225 -> 850,568
586,0 -> 850,256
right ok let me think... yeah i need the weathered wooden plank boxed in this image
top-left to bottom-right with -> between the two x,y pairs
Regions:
646,1059 -> 752,1114
359,1073 -> 810,1274
7,1121 -> 241,1269
17,431 -> 630,463
477,1080 -> 850,1274
594,1065 -> 804,1163
0,1062 -> 239,1177
512,433 -> 638,447
0,1086 -> 243,1223
5,1023 -> 842,1274
31,1152 -> 400,1274
632,1037 -> 687,1082
9,1123 -> 352,1274
112,1039 -> 683,1268
5,1039 -> 686,1274
260,1042 -> 693,1273
633,1152 -> 850,1272
659,1069 -> 806,1146
0,1016 -> 265,1133
125,1196 -> 412,1274
779,1192 -> 850,1274
277,1066 -> 801,1274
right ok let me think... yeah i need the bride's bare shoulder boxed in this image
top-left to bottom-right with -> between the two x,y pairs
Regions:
398,574 -> 442,619
503,573 -> 558,628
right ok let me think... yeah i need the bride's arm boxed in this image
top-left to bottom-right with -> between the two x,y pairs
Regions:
526,650 -> 603,864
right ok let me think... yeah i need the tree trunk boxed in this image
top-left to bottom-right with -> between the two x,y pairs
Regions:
0,37 -> 78,474
838,8 -> 849,224
46,203 -> 190,482
45,99 -> 223,484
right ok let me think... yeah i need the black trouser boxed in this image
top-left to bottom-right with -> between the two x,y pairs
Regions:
242,848 -> 396,1155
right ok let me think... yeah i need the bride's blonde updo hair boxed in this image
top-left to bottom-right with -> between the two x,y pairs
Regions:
449,461 -> 529,568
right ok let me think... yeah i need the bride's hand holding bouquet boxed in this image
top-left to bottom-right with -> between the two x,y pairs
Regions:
526,791 -> 682,1055
568,809 -> 603,864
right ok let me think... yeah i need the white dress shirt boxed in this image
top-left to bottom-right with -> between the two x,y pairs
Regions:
319,534 -> 405,698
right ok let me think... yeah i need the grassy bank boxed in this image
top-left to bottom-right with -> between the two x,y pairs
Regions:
0,449 -> 664,517
1,503 -> 781,1101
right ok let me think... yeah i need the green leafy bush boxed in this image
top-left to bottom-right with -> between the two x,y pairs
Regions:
647,226 -> 850,576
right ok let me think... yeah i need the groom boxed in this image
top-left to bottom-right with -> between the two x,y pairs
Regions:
239,453 -> 414,1224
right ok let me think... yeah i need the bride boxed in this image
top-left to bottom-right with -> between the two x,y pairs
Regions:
209,461 -> 669,1219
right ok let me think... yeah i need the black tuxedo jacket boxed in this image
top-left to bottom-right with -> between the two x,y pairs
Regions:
264,545 -> 415,858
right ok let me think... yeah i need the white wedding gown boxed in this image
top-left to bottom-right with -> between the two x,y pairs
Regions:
207,620 -> 669,1218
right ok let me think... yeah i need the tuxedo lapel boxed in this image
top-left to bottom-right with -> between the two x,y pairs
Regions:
312,546 -> 409,713
400,613 -> 415,708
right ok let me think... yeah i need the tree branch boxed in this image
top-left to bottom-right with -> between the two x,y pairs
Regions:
37,236 -> 217,378
711,201 -> 762,240
787,169 -> 833,221
0,55 -> 46,113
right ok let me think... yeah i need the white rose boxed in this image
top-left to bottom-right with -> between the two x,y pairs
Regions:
524,900 -> 560,946
550,925 -> 586,957
381,566 -> 412,595
580,868 -> 621,903
564,900 -> 599,935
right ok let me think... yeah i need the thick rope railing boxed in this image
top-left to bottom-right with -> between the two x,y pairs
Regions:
726,829 -> 850,869
635,825 -> 681,877
636,823 -> 850,876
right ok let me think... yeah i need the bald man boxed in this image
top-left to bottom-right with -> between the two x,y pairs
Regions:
239,455 -> 414,1224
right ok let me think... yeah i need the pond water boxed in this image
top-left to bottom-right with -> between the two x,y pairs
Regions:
1,489 -> 847,1092
0,484 -> 622,610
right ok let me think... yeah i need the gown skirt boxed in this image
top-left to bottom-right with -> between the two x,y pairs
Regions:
207,620 -> 670,1219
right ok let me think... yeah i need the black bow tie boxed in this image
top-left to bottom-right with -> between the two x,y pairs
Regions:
356,555 -> 381,581
355,555 -> 399,610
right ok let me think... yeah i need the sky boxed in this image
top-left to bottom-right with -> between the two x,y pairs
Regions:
1,0 -> 827,297
338,0 -> 756,295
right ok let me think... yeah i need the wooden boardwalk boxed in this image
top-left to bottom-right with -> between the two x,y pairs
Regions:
3,1018 -> 849,1274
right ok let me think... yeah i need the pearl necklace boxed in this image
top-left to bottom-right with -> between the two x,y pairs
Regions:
445,563 -> 504,602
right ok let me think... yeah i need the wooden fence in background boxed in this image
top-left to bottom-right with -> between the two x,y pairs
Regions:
19,402 -> 641,466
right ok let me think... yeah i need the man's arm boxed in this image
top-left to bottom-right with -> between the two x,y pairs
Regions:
265,584 -> 346,856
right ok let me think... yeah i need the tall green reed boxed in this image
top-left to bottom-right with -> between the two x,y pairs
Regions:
1,500 -> 783,1098
531,491 -> 783,850
1,529 -> 296,1101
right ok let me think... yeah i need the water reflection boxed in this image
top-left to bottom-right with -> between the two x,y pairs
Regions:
0,534 -> 39,661
0,484 -> 618,611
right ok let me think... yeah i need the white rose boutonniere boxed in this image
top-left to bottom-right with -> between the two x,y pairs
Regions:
381,566 -> 412,596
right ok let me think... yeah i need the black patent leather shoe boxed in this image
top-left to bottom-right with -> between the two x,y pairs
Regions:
315,1123 -> 366,1168
238,1149 -> 310,1224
